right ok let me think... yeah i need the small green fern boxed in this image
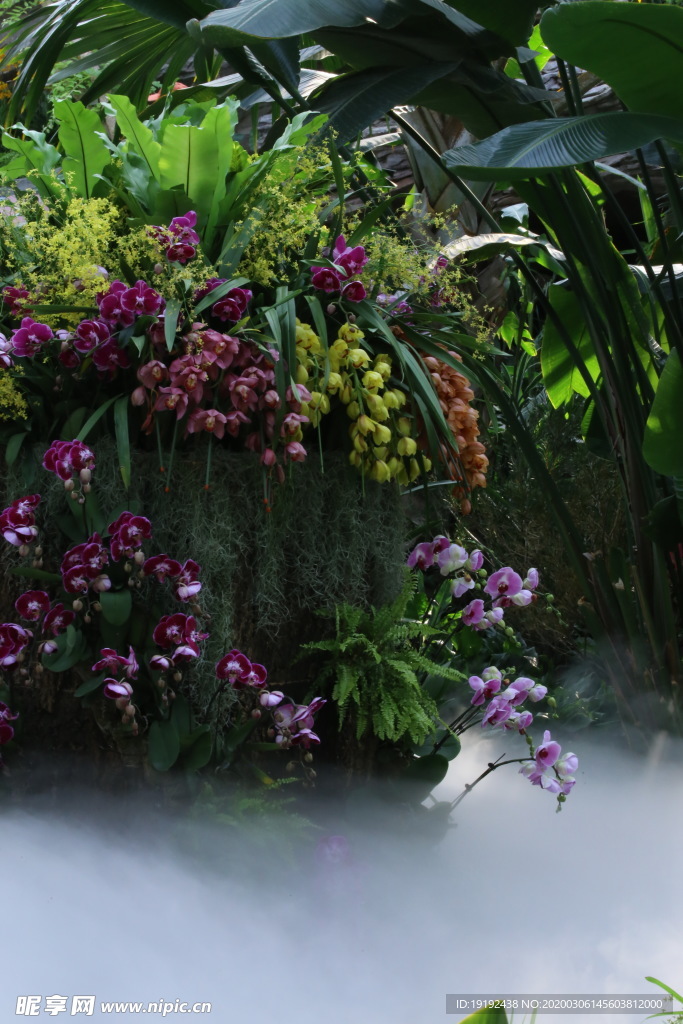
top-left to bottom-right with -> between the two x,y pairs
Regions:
301,580 -> 466,746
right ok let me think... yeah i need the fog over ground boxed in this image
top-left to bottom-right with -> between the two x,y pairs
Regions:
4,728 -> 681,1023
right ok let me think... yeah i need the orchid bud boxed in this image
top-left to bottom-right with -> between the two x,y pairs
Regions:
92,602 -> 102,612
154,263 -> 164,275
64,478 -> 75,492
35,546 -> 43,557
115,697 -> 130,710
79,468 -> 92,484
72,599 -> 83,612
173,671 -> 182,683
124,704 -> 136,719
131,722 -> 139,736
32,558 -> 43,569
78,496 -> 86,504
286,762 -> 296,773
326,303 -> 336,315
82,483 -> 91,494
304,753 -> 313,764
134,550 -> 145,565
267,728 -> 275,739
83,614 -> 92,624
34,663 -> 44,676
18,544 -> 30,557
131,386 -> 147,407
251,709 -> 261,720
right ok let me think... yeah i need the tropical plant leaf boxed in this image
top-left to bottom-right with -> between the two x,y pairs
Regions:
54,100 -> 111,199
114,394 -> 131,489
311,64 -> 459,145
442,113 -> 683,181
198,0 -> 408,47
541,1 -> 683,120
148,718 -> 180,771
108,94 -> 161,181
643,352 -> 683,477
541,285 -> 601,408
99,589 -> 133,627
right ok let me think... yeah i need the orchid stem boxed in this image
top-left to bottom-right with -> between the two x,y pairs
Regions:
164,418 -> 179,493
450,756 -> 529,811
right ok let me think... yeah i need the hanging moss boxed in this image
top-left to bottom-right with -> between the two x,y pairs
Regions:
4,441 -> 407,704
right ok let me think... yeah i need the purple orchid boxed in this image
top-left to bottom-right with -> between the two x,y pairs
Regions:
10,317 -> 53,358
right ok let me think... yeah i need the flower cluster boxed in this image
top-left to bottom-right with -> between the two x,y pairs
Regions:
407,534 -> 538,631
420,351 -> 488,513
135,326 -> 308,471
270,696 -> 327,749
13,590 -> 75,655
520,730 -> 578,796
0,701 -> 19,748
311,235 -> 368,303
469,666 -> 547,731
0,494 -> 40,551
0,622 -> 31,667
150,613 -> 209,672
42,439 -> 96,491
143,555 -> 202,602
216,649 -> 267,689
151,212 -> 201,265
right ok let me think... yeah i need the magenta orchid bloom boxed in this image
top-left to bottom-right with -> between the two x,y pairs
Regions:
341,280 -> 366,303
137,360 -> 169,389
73,319 -> 110,353
259,690 -> 284,708
503,709 -> 533,732
534,730 -> 562,768
42,439 -> 95,482
501,676 -> 535,707
407,541 -> 435,570
103,679 -> 133,701
481,695 -> 515,728
215,649 -> 251,686
153,614 -> 208,649
173,559 -> 202,601
462,598 -> 485,627
241,663 -> 268,688
92,338 -> 131,375
451,576 -> 475,599
3,285 -> 32,316
194,277 -> 227,303
42,603 -> 74,636
0,334 -> 13,369
0,622 -> 31,667
0,701 -> 18,745
97,280 -> 135,326
108,512 -> 152,560
120,280 -> 165,317
469,673 -> 502,706
311,266 -> 344,293
10,317 -> 53,357
187,408 -> 227,438
437,543 -> 468,575
0,494 -> 40,547
212,287 -> 252,323
485,567 -> 524,601
154,387 -> 189,418
14,590 -> 50,621
143,555 -> 182,583
332,236 -> 368,276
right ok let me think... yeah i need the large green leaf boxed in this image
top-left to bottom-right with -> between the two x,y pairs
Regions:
540,285 -> 601,408
312,64 -> 459,144
198,0 -> 407,47
148,718 -> 180,771
54,100 -> 111,199
442,113 -> 683,180
450,0 -> 538,47
108,94 -> 161,181
643,351 -> 683,477
541,1 -> 683,119
157,106 -> 235,221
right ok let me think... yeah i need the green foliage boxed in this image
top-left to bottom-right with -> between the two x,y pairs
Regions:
302,581 -> 464,745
